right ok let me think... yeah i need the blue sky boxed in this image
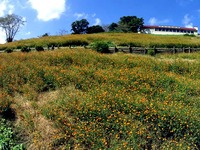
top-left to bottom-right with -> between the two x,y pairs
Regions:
0,0 -> 200,43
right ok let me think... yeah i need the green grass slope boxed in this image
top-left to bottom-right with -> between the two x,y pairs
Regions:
1,33 -> 200,51
0,48 -> 200,149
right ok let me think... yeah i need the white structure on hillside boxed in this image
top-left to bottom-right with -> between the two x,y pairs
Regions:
142,25 -> 198,36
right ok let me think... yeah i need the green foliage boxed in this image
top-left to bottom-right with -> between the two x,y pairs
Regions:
5,48 -> 13,53
35,45 -> 44,51
42,33 -> 49,37
147,49 -> 155,56
60,39 -> 88,47
21,46 -> 31,53
90,41 -> 114,53
184,34 -> 195,37
0,119 -> 24,150
108,22 -> 118,32
1,33 -> 200,51
0,49 -> 200,149
118,16 -> 144,32
87,25 -> 105,34
71,19 -> 89,34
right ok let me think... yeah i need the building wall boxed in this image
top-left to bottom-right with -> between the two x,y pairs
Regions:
143,27 -> 198,35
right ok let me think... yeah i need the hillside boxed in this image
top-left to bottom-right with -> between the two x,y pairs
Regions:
0,47 -> 200,149
1,33 -> 200,51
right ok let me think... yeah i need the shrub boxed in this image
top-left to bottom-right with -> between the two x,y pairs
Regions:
0,119 -> 24,150
60,40 -> 89,47
5,48 -> 13,53
184,34 -> 195,37
21,46 -> 31,53
90,41 -> 114,53
35,46 -> 44,51
147,49 -> 155,56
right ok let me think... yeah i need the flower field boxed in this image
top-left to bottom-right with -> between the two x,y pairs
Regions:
0,48 -> 200,149
1,33 -> 200,51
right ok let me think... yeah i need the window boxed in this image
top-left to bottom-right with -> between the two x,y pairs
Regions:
173,29 -> 177,32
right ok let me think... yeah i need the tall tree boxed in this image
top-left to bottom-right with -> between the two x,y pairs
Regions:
87,25 -> 105,34
119,16 -> 144,32
71,19 -> 89,34
0,14 -> 25,42
108,23 -> 118,32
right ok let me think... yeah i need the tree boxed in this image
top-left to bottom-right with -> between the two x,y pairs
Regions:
118,16 -> 144,32
87,25 -> 105,34
71,19 -> 89,34
108,23 -> 118,32
42,33 -> 49,37
0,14 -> 25,42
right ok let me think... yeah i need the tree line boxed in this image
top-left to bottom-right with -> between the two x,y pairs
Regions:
0,14 -> 144,43
71,16 -> 144,34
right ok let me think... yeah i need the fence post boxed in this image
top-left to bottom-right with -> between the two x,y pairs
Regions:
189,47 -> 191,53
129,46 -> 133,53
144,48 -> 147,54
182,47 -> 185,53
154,46 -> 157,55
51,45 -> 55,50
115,46 -> 118,53
173,47 -> 176,54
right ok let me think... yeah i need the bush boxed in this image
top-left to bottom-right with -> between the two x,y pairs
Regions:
61,40 -> 89,47
21,46 -> 31,53
147,49 -> 155,56
5,48 -> 13,53
90,41 -> 114,53
0,119 -> 24,150
35,46 -> 44,51
184,34 -> 195,37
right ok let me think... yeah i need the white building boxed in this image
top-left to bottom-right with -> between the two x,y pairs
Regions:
142,25 -> 198,36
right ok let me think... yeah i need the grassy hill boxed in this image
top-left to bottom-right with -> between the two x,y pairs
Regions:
1,33 -> 200,51
0,47 -> 200,149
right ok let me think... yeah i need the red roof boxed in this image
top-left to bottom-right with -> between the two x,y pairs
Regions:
143,25 -> 197,31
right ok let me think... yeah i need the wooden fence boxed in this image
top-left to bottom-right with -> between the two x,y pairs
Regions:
108,46 -> 200,55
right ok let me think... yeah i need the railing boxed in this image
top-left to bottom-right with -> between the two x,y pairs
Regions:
108,46 -> 200,54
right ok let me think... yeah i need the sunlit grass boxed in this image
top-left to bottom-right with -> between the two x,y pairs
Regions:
1,33 -> 200,51
0,48 -> 199,149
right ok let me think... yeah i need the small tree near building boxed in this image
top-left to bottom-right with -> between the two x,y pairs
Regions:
118,16 -> 144,33
0,14 -> 25,43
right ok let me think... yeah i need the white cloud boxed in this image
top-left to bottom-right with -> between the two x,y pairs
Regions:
176,0 -> 194,6
73,12 -> 101,26
28,0 -> 66,21
25,31 -> 31,35
8,4 -> 14,14
0,29 -> 6,44
74,13 -> 88,19
182,14 -> 194,27
93,18 -> 101,25
148,17 -> 170,25
0,0 -> 14,17
92,13 -> 96,17
148,17 -> 157,25
0,0 -> 7,17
